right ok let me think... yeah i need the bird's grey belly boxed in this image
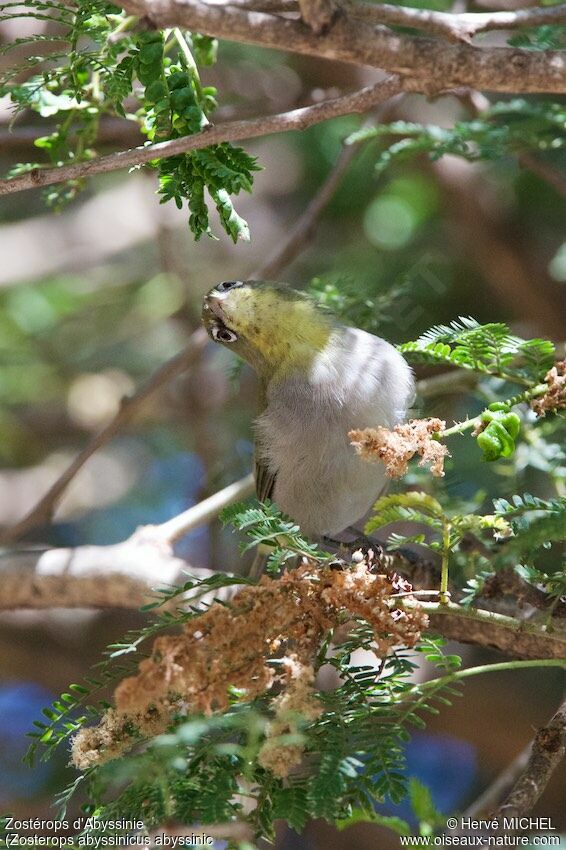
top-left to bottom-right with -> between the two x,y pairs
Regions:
270,439 -> 386,537
255,327 -> 413,536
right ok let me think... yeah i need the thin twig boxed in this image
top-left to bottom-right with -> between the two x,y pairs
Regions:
493,696 -> 566,821
0,328 -> 210,544
154,473 -> 255,543
348,1 -> 566,43
0,119 -> 375,544
463,742 -> 532,817
0,77 -> 404,197
257,129 -> 362,278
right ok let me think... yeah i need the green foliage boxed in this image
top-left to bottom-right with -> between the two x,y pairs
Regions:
399,317 -> 555,384
371,490 -> 565,607
24,547 -> 473,842
508,25 -> 566,51
220,499 -> 327,573
397,318 -> 560,466
0,7 -> 259,240
492,493 -> 566,566
345,100 -> 566,173
41,636 -> 463,841
309,273 -> 413,336
409,778 -> 446,836
366,491 -> 511,565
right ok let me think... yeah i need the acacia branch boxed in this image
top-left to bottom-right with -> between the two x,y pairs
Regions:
0,475 -> 254,610
419,601 -> 566,661
223,0 -> 566,41
0,543 -> 190,611
120,0 -> 565,94
348,1 -> 566,43
3,538 -> 566,664
0,76 -> 404,197
493,697 -> 566,821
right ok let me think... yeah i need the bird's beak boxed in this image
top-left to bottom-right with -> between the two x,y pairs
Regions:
202,293 -> 226,327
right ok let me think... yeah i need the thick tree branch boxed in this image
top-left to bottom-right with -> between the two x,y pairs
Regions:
474,0 -> 541,10
0,76 -> 404,197
493,697 -> 566,821
0,475 -> 254,610
120,0 -> 565,94
0,543 -> 190,611
223,0 -> 566,41
419,601 -> 566,661
3,539 -> 566,664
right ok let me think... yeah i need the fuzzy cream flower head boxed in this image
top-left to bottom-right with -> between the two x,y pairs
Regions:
530,361 -> 565,417
350,418 -> 449,478
71,564 -> 428,770
258,656 -> 322,778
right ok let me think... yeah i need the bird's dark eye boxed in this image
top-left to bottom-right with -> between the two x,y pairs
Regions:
216,280 -> 244,293
212,324 -> 238,343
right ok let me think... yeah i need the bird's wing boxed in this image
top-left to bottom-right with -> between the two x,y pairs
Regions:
254,378 -> 277,502
254,454 -> 276,503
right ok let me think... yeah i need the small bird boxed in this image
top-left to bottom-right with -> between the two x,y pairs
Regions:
202,280 -> 414,540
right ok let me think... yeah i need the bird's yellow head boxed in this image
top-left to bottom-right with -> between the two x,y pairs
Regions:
202,280 -> 334,379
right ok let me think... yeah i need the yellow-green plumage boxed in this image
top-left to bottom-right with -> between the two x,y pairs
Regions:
203,281 -> 333,379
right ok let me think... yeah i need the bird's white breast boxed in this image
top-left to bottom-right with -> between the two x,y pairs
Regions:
254,327 -> 414,536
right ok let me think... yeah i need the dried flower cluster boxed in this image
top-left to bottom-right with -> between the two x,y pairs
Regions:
71,562 -> 428,771
350,418 -> 449,478
531,361 -> 565,416
257,656 -> 322,777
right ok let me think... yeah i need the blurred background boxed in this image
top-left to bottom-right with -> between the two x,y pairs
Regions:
0,15 -> 565,846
